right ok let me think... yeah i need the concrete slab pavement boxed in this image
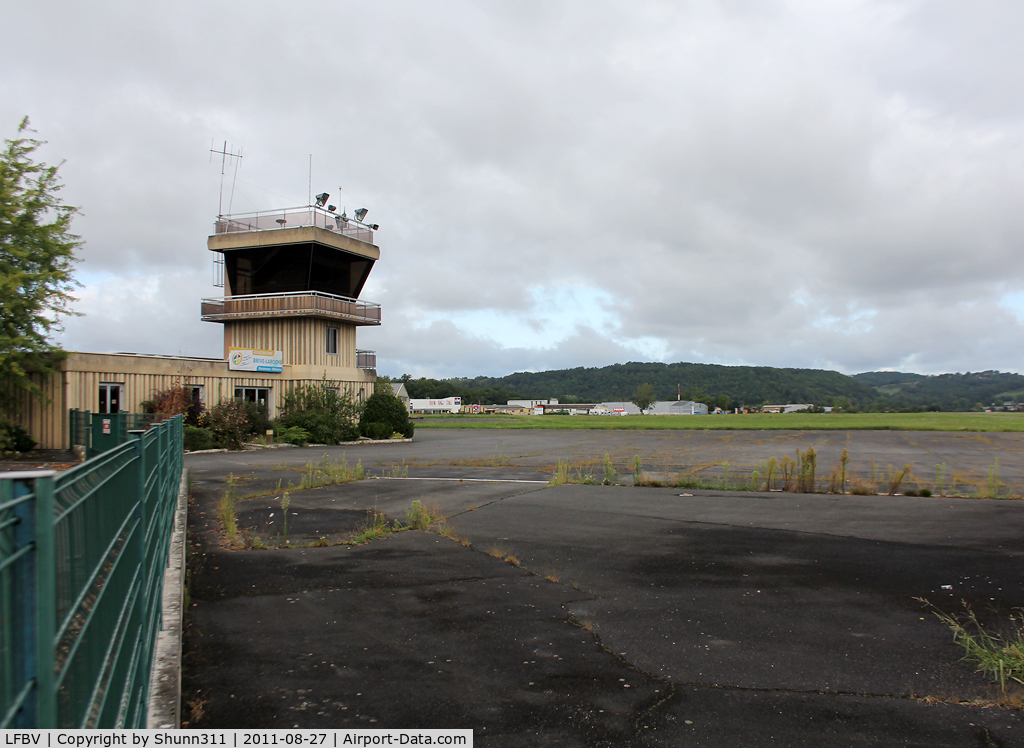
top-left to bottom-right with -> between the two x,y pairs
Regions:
182,432 -> 1024,745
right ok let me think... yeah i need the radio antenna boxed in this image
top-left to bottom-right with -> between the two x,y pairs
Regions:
210,141 -> 243,218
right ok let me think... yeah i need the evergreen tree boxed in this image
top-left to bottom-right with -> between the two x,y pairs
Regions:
0,117 -> 81,414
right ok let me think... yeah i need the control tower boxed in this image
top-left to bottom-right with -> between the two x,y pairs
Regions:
200,198 -> 380,405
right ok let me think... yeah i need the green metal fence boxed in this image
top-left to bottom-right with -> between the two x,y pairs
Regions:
1,415 -> 184,728
69,410 -> 165,458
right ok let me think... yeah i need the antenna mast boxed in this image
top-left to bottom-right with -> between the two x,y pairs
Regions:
210,141 -> 243,218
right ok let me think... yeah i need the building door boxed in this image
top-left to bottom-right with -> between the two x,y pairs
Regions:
99,383 -> 123,414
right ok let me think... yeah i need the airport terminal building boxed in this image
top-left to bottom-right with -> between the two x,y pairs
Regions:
16,203 -> 381,449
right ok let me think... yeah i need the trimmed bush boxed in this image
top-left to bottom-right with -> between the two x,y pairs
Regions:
184,426 -> 217,451
360,387 -> 414,439
363,421 -> 392,440
277,426 -> 311,446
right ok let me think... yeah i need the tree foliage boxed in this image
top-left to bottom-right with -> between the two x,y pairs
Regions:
0,117 -> 80,414
631,382 -> 657,413
359,385 -> 414,439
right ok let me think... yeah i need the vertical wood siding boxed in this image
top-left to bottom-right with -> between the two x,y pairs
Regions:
224,319 -> 357,367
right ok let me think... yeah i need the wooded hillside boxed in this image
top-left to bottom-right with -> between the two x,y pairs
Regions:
388,362 -> 1024,412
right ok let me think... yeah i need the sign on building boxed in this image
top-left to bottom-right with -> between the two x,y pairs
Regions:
228,347 -> 284,373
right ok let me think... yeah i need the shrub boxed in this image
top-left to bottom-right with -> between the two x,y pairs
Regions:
207,400 -> 251,450
241,400 -> 272,436
143,383 -> 205,426
918,488 -> 933,497
278,379 -> 361,445
0,421 -> 37,453
359,386 -> 413,439
183,426 -> 217,451
849,480 -> 876,496
362,421 -> 392,440
277,426 -> 311,446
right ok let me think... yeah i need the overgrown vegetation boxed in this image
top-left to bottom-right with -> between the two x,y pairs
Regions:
175,377 -> 381,451
918,598 -> 1024,693
540,448 -> 1019,499
278,378 -> 361,444
297,454 -> 364,489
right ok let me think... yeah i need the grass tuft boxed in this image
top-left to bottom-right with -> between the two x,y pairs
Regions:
405,499 -> 442,530
917,598 -> 1024,692
218,474 -> 240,547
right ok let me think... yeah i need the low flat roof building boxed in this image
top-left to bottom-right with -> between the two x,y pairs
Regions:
15,200 -> 383,449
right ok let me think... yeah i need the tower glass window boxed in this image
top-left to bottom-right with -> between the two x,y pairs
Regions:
326,326 -> 339,355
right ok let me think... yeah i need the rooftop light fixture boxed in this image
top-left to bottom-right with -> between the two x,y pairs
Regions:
354,208 -> 368,222
315,192 -> 330,207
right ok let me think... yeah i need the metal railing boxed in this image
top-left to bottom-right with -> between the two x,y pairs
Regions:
356,350 -> 376,369
201,291 -> 382,325
69,410 -> 166,458
1,416 -> 184,728
214,206 -> 375,245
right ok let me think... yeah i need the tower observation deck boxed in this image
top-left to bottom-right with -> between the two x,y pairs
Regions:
201,204 -> 381,373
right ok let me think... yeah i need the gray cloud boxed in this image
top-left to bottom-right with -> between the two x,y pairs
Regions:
3,0 -> 1022,378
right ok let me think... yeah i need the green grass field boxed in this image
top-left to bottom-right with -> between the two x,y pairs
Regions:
415,411 -> 1024,432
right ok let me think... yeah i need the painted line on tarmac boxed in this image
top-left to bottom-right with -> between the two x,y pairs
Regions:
371,476 -> 550,484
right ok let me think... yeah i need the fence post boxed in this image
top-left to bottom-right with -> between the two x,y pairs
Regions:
6,476 -> 37,727
129,431 -> 148,566
6,472 -> 56,728
33,475 -> 56,727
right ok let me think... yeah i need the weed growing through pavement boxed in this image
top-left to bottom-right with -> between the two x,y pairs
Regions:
886,463 -> 913,495
796,448 -> 817,493
603,453 -> 616,485
405,499 -> 442,530
983,459 -> 1002,498
280,491 -> 291,545
299,454 -> 364,489
917,598 -> 1024,693
550,459 -> 570,485
486,443 -> 510,466
632,455 -> 643,486
348,508 -> 395,544
219,474 -> 239,546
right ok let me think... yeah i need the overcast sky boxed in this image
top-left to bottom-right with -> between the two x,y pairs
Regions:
5,1 -> 1024,378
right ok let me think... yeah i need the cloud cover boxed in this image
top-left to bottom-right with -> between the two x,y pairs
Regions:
4,0 -> 1024,377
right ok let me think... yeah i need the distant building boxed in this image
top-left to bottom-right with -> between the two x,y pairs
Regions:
389,382 -> 411,412
508,399 -> 558,409
410,397 -> 461,414
761,404 -> 812,413
646,400 -> 708,415
600,400 -> 708,415
539,403 -> 600,415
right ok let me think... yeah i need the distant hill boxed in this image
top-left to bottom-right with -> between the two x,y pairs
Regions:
399,361 -> 877,410
393,363 -> 1024,412
852,370 -> 1024,410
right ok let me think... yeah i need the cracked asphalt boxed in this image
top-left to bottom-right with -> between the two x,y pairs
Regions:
182,429 -> 1024,746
